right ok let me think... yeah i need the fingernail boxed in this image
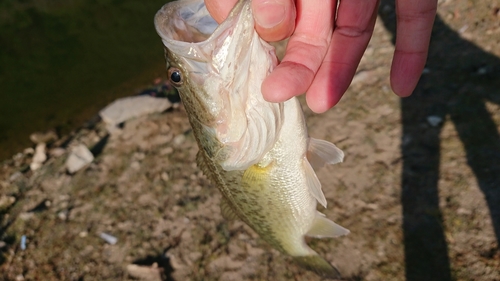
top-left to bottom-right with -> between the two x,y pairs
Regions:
253,1 -> 286,29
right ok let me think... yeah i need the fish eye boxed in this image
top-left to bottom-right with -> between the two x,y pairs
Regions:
168,67 -> 183,86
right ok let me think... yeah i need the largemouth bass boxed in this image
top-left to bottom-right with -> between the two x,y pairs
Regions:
155,0 -> 349,278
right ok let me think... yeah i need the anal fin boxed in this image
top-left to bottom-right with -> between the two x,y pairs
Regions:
304,158 -> 327,208
306,212 -> 350,238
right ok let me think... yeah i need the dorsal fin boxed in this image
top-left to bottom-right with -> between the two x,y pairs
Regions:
220,197 -> 239,221
306,212 -> 350,238
303,158 -> 327,208
196,150 -> 211,176
307,138 -> 344,170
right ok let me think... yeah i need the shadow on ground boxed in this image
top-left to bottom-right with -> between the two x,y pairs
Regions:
132,250 -> 175,281
379,1 -> 500,280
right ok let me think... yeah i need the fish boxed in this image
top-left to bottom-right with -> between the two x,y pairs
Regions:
154,0 -> 349,278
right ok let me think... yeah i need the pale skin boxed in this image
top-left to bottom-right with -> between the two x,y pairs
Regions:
205,0 -> 438,113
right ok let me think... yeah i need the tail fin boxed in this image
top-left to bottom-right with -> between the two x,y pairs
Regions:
293,255 -> 342,280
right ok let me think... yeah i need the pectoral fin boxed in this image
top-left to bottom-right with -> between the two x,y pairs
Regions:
306,212 -> 350,238
241,161 -> 273,192
304,159 -> 327,208
307,138 -> 344,170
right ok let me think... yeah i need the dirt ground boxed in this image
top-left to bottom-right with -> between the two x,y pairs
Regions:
1,0 -> 500,280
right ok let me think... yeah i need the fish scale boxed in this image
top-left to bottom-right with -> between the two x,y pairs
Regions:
155,0 -> 349,278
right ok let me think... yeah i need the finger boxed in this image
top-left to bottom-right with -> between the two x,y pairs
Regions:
252,0 -> 296,41
306,0 -> 379,113
205,0 -> 238,23
262,0 -> 336,103
391,0 -> 437,97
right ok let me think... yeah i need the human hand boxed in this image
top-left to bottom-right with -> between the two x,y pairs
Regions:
205,0 -> 437,113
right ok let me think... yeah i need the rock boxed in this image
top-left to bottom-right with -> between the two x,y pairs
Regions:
30,143 -> 47,171
0,195 -> 16,208
172,134 -> 185,147
66,144 -> 94,174
20,235 -> 26,250
30,131 -> 58,144
49,147 -> 66,158
208,256 -> 245,273
99,96 -> 172,127
23,147 -> 34,155
160,172 -> 170,182
99,232 -> 118,245
351,69 -> 378,85
126,264 -> 162,281
9,172 -> 22,182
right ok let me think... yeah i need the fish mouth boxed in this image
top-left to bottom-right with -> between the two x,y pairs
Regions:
154,0 -> 253,91
154,0 -> 214,58
154,0 -> 250,65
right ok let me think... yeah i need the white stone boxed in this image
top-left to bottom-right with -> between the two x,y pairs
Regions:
99,232 -> 118,245
351,70 -> 372,85
30,131 -> 57,144
30,143 -> 47,171
172,134 -> 186,146
49,147 -> 66,158
126,264 -> 162,281
99,96 -> 172,127
66,144 -> 94,173
29,162 -> 43,171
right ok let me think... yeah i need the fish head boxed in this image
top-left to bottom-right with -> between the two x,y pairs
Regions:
155,0 -> 283,170
155,0 -> 219,124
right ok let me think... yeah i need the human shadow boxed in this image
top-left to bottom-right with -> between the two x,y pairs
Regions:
378,1 -> 500,280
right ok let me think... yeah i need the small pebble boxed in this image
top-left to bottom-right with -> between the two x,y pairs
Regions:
172,134 -> 186,146
99,232 -> 118,245
161,172 -> 170,182
20,235 -> 26,250
57,211 -> 67,221
130,161 -> 141,170
9,172 -> 22,182
160,147 -> 174,155
459,24 -> 469,33
49,147 -> 66,158
19,212 -> 34,221
23,147 -> 34,155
